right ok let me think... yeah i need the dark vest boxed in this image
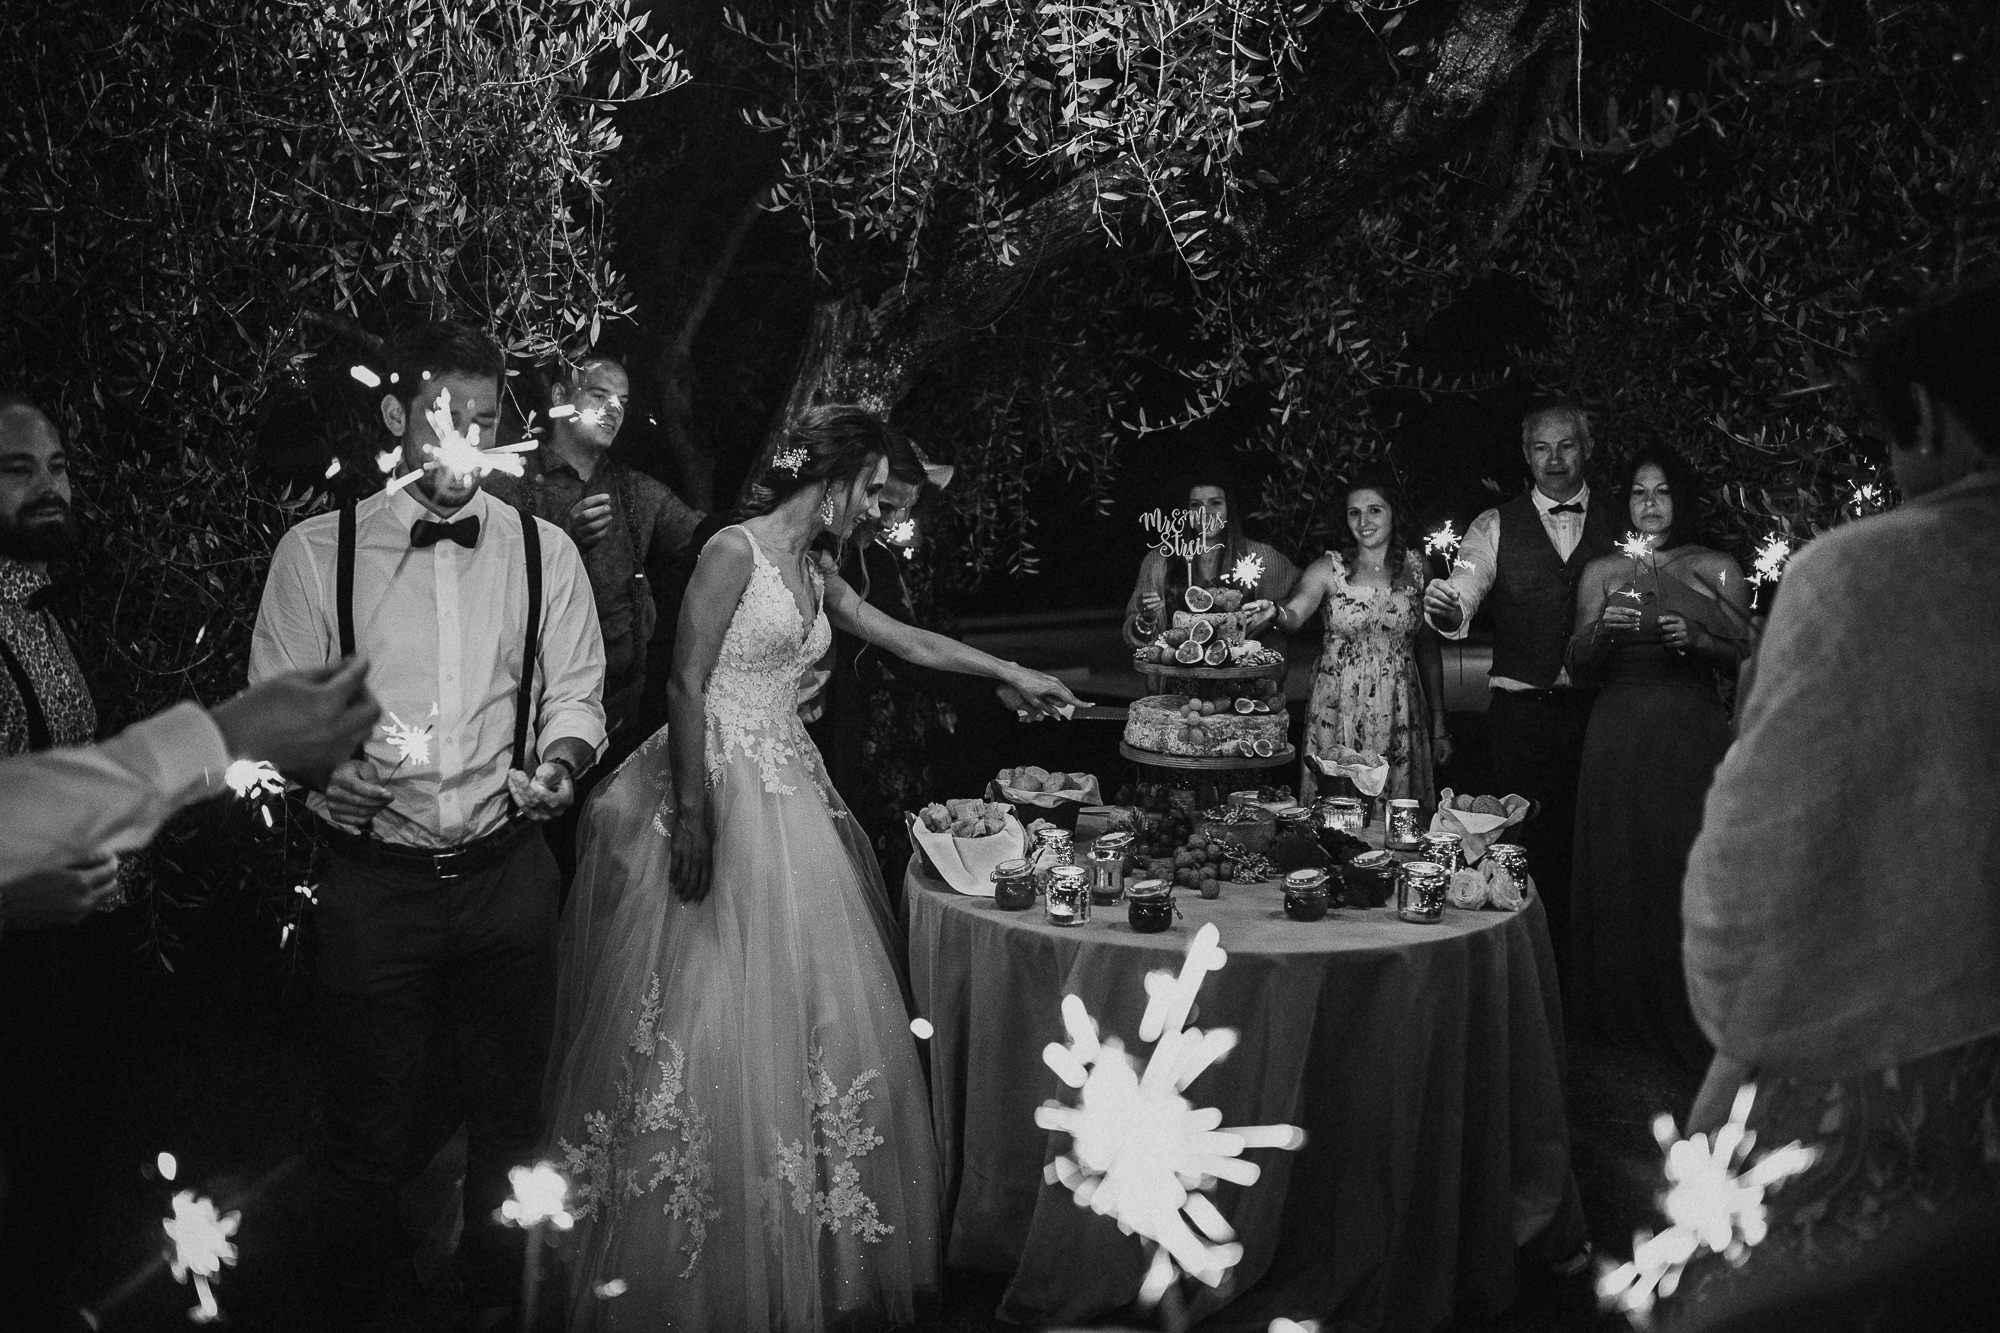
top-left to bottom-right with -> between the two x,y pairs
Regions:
1488,490 -> 1620,688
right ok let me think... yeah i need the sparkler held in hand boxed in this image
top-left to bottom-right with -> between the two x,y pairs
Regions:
383,386 -> 538,495
1749,535 -> 1792,609
1423,521 -> 1461,581
162,1190 -> 240,1324
378,704 -> 438,773
222,758 -> 286,828
502,1162 -> 575,1333
1227,550 -> 1265,591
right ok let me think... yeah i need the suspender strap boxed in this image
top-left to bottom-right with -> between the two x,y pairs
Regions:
336,502 -> 357,659
512,505 -> 542,773
0,634 -> 52,752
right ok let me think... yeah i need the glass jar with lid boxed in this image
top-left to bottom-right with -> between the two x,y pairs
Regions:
990,857 -> 1037,911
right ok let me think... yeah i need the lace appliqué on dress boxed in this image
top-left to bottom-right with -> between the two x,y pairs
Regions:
767,1042 -> 894,1244
703,530 -> 836,801
557,974 -> 721,1276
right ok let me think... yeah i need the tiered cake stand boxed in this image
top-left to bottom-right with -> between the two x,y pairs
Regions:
1124,658 -> 1294,807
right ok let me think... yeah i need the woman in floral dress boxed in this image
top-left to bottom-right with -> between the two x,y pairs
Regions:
1250,472 -> 1449,805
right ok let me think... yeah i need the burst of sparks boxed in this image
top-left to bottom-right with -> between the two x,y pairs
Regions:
1596,1083 -> 1819,1323
887,518 -> 917,546
1227,552 -> 1266,590
1037,922 -> 1305,1292
1848,482 -> 1884,513
375,448 -> 401,476
1618,532 -> 1654,561
379,705 -> 437,768
1424,523 -> 1460,558
163,1190 -> 240,1324
222,759 -> 284,800
383,388 -> 537,493
1751,536 -> 1791,585
500,1162 -> 575,1231
349,365 -> 381,388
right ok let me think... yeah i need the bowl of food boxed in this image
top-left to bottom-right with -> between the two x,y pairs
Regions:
909,798 -> 1028,894
989,766 -> 1101,830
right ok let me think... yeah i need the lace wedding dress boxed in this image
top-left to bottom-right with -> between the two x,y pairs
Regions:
544,525 -> 941,1331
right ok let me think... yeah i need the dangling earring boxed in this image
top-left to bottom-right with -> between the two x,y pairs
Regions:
819,490 -> 837,527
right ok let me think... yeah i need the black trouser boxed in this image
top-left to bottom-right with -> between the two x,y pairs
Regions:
1485,687 -> 1594,985
0,925 -> 116,1332
311,830 -> 558,1327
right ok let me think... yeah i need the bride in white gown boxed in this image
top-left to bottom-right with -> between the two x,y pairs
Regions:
544,406 -> 1081,1331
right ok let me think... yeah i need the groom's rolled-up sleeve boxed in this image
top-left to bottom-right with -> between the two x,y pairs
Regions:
534,524 -> 609,761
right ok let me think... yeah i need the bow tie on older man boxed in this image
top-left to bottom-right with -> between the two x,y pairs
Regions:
1545,502 -> 1584,515
411,516 -> 480,549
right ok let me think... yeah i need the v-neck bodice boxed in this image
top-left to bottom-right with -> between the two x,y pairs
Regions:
701,525 -> 833,796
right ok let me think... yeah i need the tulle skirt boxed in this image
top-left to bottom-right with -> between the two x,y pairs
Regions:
544,729 -> 942,1331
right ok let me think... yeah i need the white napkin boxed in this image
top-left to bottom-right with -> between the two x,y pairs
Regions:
907,812 -> 1028,896
1309,747 -> 1389,797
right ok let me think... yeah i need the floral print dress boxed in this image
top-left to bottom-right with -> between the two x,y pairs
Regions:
1300,552 -> 1436,806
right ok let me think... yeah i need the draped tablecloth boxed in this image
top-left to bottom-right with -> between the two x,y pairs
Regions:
904,861 -> 1579,1332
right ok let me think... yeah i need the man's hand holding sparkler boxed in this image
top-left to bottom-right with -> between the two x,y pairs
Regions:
212,657 -> 381,790
565,493 -> 615,550
1422,579 -> 1464,631
506,759 -> 576,823
323,761 -> 395,833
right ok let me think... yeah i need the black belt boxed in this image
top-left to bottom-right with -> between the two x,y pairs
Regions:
322,818 -> 530,879
1492,685 -> 1596,706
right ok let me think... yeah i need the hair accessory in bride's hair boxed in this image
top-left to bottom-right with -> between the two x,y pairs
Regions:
772,445 -> 808,476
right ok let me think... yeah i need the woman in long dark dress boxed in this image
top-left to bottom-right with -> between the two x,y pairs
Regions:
1566,446 -> 1750,1072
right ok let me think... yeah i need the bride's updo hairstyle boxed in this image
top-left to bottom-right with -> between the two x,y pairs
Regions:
740,405 -> 889,518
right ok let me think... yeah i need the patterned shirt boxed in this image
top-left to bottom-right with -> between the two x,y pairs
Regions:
486,453 -> 703,734
0,556 -> 96,756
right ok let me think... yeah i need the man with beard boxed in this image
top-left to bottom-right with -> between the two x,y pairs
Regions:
250,322 -> 605,1332
0,392 -> 113,1331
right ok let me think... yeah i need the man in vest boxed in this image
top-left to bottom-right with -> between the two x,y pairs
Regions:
1423,401 -> 1619,975
249,322 -> 605,1332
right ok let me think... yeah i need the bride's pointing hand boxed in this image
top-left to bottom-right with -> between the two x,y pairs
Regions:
669,804 -> 715,904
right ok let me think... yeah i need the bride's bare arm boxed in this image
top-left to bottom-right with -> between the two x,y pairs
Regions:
665,531 -> 755,903
821,573 -> 1085,719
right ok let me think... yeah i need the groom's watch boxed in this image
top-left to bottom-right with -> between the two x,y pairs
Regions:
547,755 -> 580,785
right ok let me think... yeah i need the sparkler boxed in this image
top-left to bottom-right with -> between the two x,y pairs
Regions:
162,1190 -> 240,1323
1617,532 -> 1653,562
376,448 -> 401,476
548,402 -> 609,430
379,705 -> 437,769
1038,923 -> 1305,1305
502,1162 -> 574,1328
887,518 -> 917,546
1749,535 -> 1791,609
1847,482 -> 1885,516
1424,522 -> 1460,559
1596,1083 -> 1819,1324
1227,551 -> 1265,591
382,388 -> 538,495
223,758 -> 284,828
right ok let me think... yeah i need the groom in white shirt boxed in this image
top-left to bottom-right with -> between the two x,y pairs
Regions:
250,322 -> 604,1331
1421,402 -> 1619,977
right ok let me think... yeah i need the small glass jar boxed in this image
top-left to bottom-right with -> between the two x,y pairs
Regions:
1416,830 -> 1463,873
1126,879 -> 1175,933
1485,843 -> 1530,895
1045,865 -> 1091,926
1342,849 -> 1399,908
991,857 -> 1037,911
1386,798 -> 1423,849
1087,832 -> 1134,906
1031,827 -> 1075,893
1283,868 -> 1331,922
1271,806 -> 1327,871
1397,860 -> 1450,924
1317,797 -> 1366,836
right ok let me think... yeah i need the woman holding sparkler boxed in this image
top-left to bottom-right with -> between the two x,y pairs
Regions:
1565,446 -> 1749,1072
1122,475 -> 1299,648
1246,470 -> 1448,805
543,405 -> 1081,1331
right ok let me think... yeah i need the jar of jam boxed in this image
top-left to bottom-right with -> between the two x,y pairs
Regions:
1045,865 -> 1091,926
1126,879 -> 1175,933
1416,830 -> 1462,872
1397,860 -> 1450,924
1386,798 -> 1423,849
1340,849 -> 1398,908
991,857 -> 1037,911
1270,806 -> 1328,872
1283,868 -> 1331,922
1031,827 -> 1075,893
1087,832 -> 1134,906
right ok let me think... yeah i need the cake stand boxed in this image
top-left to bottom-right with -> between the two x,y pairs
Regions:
1118,742 -> 1297,808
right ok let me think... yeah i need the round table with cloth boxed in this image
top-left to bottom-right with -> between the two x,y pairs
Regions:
903,859 -> 1582,1333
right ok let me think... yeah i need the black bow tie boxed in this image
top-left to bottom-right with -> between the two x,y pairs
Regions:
411,516 -> 480,549
1546,502 -> 1584,515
